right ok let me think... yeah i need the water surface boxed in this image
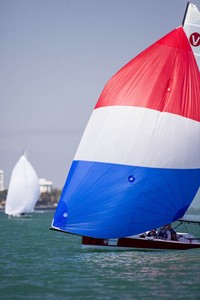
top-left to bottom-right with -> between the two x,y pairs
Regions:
1,211 -> 200,299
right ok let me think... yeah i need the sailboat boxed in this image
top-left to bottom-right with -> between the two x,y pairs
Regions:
51,2 -> 200,250
5,152 -> 40,218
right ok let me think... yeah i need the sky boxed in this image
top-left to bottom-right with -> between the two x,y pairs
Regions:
1,0 -> 200,191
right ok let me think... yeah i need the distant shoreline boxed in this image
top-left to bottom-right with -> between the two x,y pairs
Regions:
0,205 -> 56,213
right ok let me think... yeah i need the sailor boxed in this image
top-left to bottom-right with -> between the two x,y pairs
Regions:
147,229 -> 157,238
166,224 -> 178,241
157,225 -> 171,240
140,229 -> 157,239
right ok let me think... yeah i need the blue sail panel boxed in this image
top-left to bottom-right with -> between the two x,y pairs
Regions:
52,161 -> 200,238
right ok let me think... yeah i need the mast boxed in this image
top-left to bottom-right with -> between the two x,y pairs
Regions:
182,2 -> 190,26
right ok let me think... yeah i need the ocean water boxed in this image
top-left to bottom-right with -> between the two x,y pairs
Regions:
1,211 -> 200,300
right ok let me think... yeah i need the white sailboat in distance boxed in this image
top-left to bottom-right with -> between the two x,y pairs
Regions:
5,151 -> 40,217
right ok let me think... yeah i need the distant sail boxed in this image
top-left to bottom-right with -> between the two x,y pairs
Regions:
52,9 -> 200,238
5,154 -> 40,217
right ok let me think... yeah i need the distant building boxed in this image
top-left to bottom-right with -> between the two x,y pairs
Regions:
39,178 -> 53,193
0,170 -> 4,191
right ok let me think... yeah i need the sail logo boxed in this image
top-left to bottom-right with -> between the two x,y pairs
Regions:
189,32 -> 200,47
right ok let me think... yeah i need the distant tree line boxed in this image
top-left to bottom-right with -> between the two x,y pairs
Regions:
0,189 -> 7,202
36,189 -> 61,207
0,188 -> 62,208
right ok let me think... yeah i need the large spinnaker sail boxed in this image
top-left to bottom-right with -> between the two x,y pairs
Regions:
183,2 -> 200,70
52,27 -> 200,238
5,154 -> 40,216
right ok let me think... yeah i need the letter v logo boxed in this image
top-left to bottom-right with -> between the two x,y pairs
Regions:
189,32 -> 200,47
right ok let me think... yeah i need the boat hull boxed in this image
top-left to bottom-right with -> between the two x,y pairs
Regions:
82,235 -> 200,251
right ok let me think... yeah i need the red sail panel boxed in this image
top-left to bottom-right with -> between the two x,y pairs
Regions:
95,27 -> 200,122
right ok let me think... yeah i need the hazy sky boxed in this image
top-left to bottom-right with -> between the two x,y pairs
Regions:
1,0 -> 199,190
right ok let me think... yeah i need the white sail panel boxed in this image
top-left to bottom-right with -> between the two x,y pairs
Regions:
183,3 -> 200,69
75,106 -> 200,169
181,187 -> 200,223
